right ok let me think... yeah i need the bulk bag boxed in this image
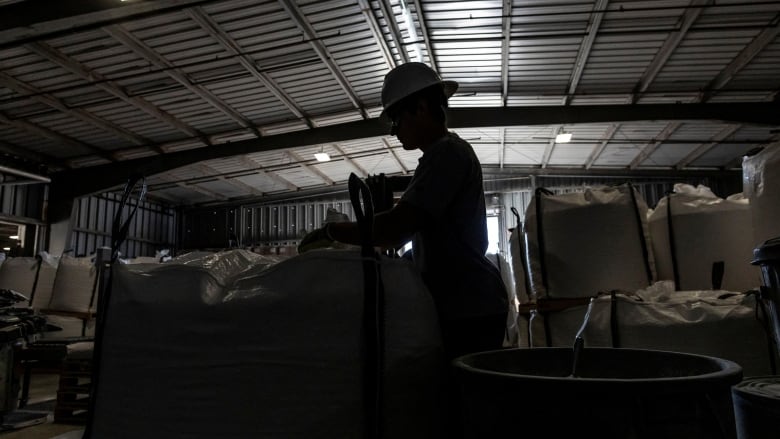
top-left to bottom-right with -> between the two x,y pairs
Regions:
47,255 -> 98,314
519,281 -> 775,377
508,220 -> 531,305
525,184 -> 655,299
648,183 -> 759,292
488,251 -> 519,347
89,249 -> 443,439
0,254 -> 58,309
743,141 -> 780,247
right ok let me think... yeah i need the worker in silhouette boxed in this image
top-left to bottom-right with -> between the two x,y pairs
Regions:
299,62 -> 508,364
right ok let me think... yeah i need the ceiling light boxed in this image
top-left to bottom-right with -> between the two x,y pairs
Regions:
2,248 -> 8,251
9,235 -> 18,240
314,152 -> 331,162
555,133 -> 573,143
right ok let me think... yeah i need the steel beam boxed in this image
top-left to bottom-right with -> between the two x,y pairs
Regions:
50,102 -> 780,198
565,0 -> 608,105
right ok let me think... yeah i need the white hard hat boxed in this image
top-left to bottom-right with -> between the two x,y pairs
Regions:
380,62 -> 458,121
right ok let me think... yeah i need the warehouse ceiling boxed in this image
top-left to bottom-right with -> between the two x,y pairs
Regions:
0,0 -> 779,206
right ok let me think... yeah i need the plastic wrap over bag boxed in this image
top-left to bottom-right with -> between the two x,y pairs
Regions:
91,249 -> 443,439
520,281 -> 774,376
648,183 -> 759,292
743,141 -> 780,247
524,184 -> 656,299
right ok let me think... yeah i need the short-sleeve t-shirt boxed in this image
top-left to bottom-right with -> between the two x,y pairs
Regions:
400,132 -> 507,320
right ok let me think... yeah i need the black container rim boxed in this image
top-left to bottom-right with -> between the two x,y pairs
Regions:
453,347 -> 743,394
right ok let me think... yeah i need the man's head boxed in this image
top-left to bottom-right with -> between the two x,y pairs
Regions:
381,63 -> 457,149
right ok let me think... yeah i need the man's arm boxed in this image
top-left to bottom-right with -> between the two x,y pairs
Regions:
327,201 -> 426,248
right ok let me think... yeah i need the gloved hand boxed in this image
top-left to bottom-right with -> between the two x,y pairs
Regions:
297,224 -> 334,253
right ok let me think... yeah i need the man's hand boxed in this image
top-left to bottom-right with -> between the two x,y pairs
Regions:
297,224 -> 334,253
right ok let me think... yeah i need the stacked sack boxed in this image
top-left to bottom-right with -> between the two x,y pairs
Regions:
523,282 -> 774,377
90,249 -> 443,439
41,254 -> 99,339
0,253 -> 58,309
648,183 -> 759,292
524,183 -> 656,300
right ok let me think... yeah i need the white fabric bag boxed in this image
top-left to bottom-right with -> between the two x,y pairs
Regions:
91,249 -> 443,439
489,251 -> 520,347
524,184 -> 656,299
0,254 -> 58,309
48,255 -> 98,314
743,141 -> 780,247
648,183 -> 759,292
520,282 -> 775,377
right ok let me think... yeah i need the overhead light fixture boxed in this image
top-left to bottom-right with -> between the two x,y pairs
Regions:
314,151 -> 331,162
555,133 -> 573,143
2,248 -> 8,251
9,235 -> 18,240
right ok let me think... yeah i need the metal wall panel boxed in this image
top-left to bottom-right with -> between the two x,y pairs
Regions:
0,183 -> 45,221
180,170 -> 741,254
70,193 -> 176,258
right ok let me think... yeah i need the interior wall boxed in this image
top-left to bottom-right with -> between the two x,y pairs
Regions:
58,193 -> 177,258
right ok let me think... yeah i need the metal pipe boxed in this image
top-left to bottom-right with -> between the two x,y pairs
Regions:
0,165 -> 51,183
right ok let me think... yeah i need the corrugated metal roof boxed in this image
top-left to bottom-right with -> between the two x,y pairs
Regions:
0,0 -> 777,205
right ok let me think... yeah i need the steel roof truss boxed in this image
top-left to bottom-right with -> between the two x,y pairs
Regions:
277,0 -> 368,119
585,123 -> 620,169
25,41 -> 207,143
381,137 -> 408,174
184,6 -> 313,128
104,24 -> 261,137
676,124 -> 741,170
565,0 -> 608,105
330,143 -> 368,178
238,155 -> 299,192
286,150 -> 335,185
629,122 -> 683,169
0,71 -> 152,148
630,0 -> 712,104
699,13 -> 780,103
357,0 -> 397,70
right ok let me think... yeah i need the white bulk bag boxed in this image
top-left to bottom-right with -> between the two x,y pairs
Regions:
488,252 -> 519,347
0,254 -> 58,309
648,183 -> 760,292
91,249 -> 443,439
47,255 -> 98,314
508,226 -> 531,304
743,141 -> 780,247
525,184 -> 656,299
521,282 -> 774,377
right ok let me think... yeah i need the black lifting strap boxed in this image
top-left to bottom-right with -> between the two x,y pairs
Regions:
27,254 -> 43,307
349,173 -> 385,439
666,192 -> 682,291
83,174 -> 146,439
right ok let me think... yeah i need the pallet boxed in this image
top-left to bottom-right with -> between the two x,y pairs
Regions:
53,358 -> 92,425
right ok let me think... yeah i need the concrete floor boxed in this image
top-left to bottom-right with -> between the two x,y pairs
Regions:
0,374 -> 84,439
